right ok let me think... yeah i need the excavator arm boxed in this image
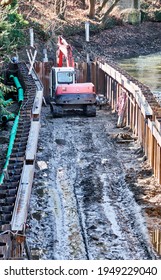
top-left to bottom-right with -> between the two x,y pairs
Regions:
57,36 -> 75,68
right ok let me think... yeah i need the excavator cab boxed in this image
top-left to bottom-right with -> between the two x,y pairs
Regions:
50,67 -> 75,98
57,71 -> 73,84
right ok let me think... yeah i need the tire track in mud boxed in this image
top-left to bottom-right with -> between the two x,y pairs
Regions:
27,107 -> 157,260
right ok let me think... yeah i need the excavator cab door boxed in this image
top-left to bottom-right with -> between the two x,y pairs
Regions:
51,68 -> 56,98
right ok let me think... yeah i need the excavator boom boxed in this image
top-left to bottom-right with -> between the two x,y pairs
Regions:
57,36 -> 75,67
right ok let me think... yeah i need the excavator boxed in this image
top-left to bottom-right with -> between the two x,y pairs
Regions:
49,36 -> 96,117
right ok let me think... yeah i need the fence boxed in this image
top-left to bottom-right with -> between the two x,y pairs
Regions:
34,59 -> 161,184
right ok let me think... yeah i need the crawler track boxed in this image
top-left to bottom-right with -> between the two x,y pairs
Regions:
0,63 -> 43,259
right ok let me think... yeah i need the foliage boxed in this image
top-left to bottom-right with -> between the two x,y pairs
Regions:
154,9 -> 161,21
140,2 -> 150,10
140,1 -> 161,22
0,77 -> 16,95
0,1 -> 29,61
30,21 -> 49,41
0,0 -> 160,65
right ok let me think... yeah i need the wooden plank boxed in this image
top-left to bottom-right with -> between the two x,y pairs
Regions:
138,108 -> 142,143
11,164 -> 34,231
155,117 -> 161,133
151,134 -> 154,168
154,138 -> 157,177
147,119 -> 161,146
158,145 -> 161,184
147,126 -> 150,159
25,121 -> 40,163
32,90 -> 43,119
152,125 -> 161,147
99,62 -> 153,117
145,123 -> 148,157
0,234 -> 11,259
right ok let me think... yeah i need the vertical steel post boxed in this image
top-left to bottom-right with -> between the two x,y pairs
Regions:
85,22 -> 90,82
29,28 -> 34,48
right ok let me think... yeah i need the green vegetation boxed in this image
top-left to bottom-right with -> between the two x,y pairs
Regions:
0,0 -> 161,64
0,1 -> 28,60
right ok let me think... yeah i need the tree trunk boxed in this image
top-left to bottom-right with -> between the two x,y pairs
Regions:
101,0 -> 120,26
134,0 -> 140,9
89,0 -> 96,19
99,0 -> 120,12
55,0 -> 67,20
80,0 -> 86,9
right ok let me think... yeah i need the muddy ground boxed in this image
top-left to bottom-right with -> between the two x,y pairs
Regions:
1,20 -> 161,259
27,105 -> 160,260
26,22 -> 161,259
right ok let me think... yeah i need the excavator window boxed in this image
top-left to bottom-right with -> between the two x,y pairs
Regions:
57,71 -> 73,84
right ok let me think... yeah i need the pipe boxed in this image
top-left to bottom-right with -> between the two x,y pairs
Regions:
1,113 -> 15,123
0,76 -> 24,184
0,76 -> 24,183
0,111 -> 20,185
10,75 -> 24,103
0,103 -> 15,123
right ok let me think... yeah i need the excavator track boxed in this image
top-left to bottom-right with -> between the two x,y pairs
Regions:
50,103 -> 64,118
0,62 -> 43,259
84,104 -> 96,117
50,103 -> 96,117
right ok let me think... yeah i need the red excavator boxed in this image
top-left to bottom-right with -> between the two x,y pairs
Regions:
49,36 -> 96,117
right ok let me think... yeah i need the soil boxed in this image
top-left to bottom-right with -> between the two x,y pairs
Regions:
27,106 -> 159,260
69,21 -> 161,62
1,1 -> 161,259
26,19 -> 161,259
18,1 -> 161,62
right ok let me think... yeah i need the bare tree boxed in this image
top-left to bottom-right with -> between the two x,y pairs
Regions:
88,0 -> 121,19
55,0 -> 67,20
99,0 -> 120,13
88,0 -> 96,18
79,0 -> 86,9
99,0 -> 120,26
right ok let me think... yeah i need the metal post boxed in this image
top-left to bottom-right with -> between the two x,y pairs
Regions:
43,49 -> 48,62
85,21 -> 89,42
85,22 -> 90,82
29,28 -> 34,48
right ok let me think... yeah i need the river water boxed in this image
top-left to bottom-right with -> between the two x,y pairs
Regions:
118,52 -> 161,104
118,52 -> 161,256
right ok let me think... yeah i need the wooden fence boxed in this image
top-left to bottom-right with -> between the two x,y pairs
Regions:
34,59 -> 161,184
89,59 -> 161,184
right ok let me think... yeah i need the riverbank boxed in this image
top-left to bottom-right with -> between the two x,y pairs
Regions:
70,21 -> 161,61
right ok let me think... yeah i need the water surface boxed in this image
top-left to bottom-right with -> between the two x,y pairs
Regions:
118,52 -> 161,103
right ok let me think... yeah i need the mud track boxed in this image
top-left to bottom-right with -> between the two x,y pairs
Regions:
27,106 -> 157,260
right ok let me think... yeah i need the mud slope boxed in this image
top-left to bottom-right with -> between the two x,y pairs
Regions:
27,106 -> 157,260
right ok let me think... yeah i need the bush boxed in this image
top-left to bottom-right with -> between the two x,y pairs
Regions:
154,9 -> 161,21
0,4 -> 29,58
